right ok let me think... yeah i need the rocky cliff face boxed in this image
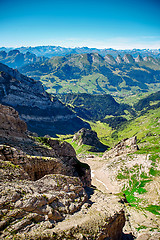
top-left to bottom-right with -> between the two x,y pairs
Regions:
116,54 -> 124,64
0,63 -> 89,136
0,104 -> 127,240
135,54 -> 143,62
0,144 -> 91,187
0,103 -> 91,186
123,54 -> 135,64
104,54 -> 116,64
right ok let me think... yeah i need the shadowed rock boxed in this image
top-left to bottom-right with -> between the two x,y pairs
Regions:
0,63 -> 90,136
72,128 -> 108,152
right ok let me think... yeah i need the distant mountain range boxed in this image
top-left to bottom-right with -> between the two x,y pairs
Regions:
17,52 -> 160,96
0,46 -> 160,58
0,49 -> 47,69
0,47 -> 160,97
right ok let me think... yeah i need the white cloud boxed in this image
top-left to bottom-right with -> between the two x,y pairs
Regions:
46,36 -> 160,49
1,36 -> 159,50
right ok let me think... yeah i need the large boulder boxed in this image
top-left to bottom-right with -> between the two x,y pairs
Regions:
72,128 -> 108,152
103,136 -> 139,159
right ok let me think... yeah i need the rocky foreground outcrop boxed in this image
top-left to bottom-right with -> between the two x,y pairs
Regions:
0,103 -> 91,186
0,143 -> 127,240
0,144 -> 91,187
0,63 -> 89,136
0,174 -> 87,239
0,104 -> 127,239
103,136 -> 139,159
0,170 -> 126,240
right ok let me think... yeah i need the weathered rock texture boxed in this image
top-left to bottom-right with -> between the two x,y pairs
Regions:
0,184 -> 125,240
0,103 -> 27,138
0,141 -> 127,240
72,128 -> 108,152
0,103 -> 128,240
52,191 -> 126,240
0,103 -> 91,187
103,136 -> 139,159
0,63 -> 89,136
0,174 -> 87,239
136,232 -> 160,240
0,144 -> 91,187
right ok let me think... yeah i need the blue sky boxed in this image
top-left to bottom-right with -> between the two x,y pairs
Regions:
0,0 -> 160,49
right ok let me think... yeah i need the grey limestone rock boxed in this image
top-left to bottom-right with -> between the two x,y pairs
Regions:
0,63 -> 89,136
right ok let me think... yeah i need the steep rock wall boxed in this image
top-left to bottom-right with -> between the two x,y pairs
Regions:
0,63 -> 89,136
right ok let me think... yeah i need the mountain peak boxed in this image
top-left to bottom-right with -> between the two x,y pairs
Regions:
116,54 -> 123,64
123,54 -> 135,64
135,54 -> 143,62
104,54 -> 116,64
8,49 -> 20,56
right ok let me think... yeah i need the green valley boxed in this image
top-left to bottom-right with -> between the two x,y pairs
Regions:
18,53 -> 160,97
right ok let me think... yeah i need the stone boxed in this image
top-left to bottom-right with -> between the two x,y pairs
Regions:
0,174 -> 88,237
0,220 -> 8,231
0,144 -> 91,186
0,104 -> 27,138
8,218 -> 32,233
72,128 -> 108,152
50,210 -> 62,221
103,136 -> 139,159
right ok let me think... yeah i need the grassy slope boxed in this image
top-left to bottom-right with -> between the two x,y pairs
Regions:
90,107 -> 160,148
92,108 -> 160,220
56,105 -> 160,225
41,71 -> 160,96
57,105 -> 160,155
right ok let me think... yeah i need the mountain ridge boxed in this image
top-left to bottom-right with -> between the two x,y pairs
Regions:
0,62 -> 89,136
0,49 -> 47,69
17,52 -> 160,96
58,93 -> 133,121
1,46 -> 160,58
